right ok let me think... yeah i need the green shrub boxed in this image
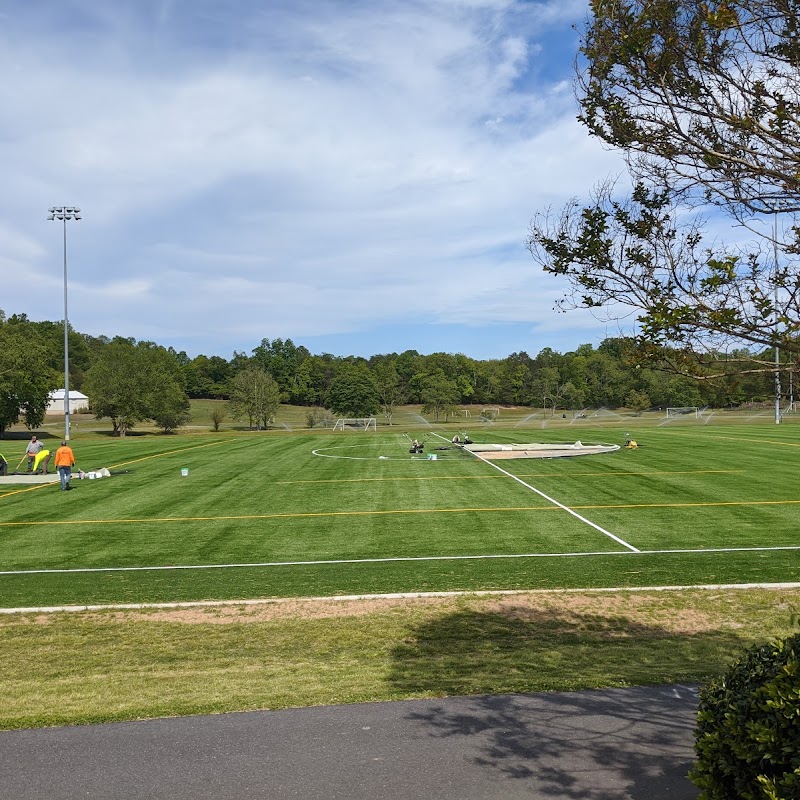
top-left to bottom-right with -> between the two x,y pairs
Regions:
689,633 -> 800,799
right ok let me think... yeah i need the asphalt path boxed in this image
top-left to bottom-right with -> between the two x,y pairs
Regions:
0,685 -> 700,799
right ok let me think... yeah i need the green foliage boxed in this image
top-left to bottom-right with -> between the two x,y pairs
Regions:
251,337 -> 311,403
82,339 -> 189,436
328,362 -> 379,417
209,405 -> 226,432
420,370 -> 460,422
373,362 -> 404,425
150,381 -> 191,433
580,0 -> 800,217
0,305 -> 794,419
184,355 -> 231,399
528,0 -> 800,380
227,365 -> 282,429
625,388 -> 651,414
690,634 -> 800,799
304,406 -> 332,429
0,322 -> 58,432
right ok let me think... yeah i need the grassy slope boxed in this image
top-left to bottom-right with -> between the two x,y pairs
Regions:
1,587 -> 798,730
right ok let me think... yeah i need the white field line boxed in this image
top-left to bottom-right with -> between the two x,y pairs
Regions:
3,544 -> 800,577
431,432 -> 639,553
3,582 -> 800,615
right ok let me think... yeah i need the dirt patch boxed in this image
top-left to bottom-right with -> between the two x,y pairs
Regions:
482,594 -> 720,635
11,588 -> 784,632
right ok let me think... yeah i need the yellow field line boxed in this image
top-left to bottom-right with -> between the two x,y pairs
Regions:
0,440 -> 231,502
0,483 -> 56,500
2,496 -> 800,527
666,430 -> 800,448
105,439 -> 230,470
277,469 -> 743,484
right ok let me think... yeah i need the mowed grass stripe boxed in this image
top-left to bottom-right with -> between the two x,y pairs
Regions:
106,438 -> 231,470
1,424 -> 800,607
5,494 -> 796,530
4,543 -> 800,579
0,505 -> 562,527
277,469 -> 743,484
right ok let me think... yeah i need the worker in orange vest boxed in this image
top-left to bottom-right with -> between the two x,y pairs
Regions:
54,441 -> 76,491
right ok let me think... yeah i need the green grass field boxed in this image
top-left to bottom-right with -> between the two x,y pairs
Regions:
2,414 -> 800,609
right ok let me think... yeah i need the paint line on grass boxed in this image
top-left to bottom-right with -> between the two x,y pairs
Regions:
5,496 -> 800,529
1,545 -> 800,578
106,438 -> 231,471
664,430 -> 800,449
430,432 -> 640,553
0,440 -> 232,502
0,506 -> 560,527
0,483 -> 59,500
4,581 -> 800,615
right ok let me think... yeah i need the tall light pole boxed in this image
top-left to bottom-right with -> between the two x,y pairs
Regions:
47,206 -> 81,441
773,208 -> 782,425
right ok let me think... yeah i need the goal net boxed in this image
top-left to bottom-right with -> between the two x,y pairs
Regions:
666,407 -> 699,418
332,417 -> 377,432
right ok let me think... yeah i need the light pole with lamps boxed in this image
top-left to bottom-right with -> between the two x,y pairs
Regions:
47,206 -> 81,441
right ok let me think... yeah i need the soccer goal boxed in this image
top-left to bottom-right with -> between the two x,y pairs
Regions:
332,418 -> 377,432
666,407 -> 699,418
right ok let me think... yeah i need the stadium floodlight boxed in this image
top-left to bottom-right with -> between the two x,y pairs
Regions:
47,206 -> 82,441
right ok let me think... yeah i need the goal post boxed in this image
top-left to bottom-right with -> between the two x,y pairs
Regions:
666,407 -> 699,418
332,417 -> 377,432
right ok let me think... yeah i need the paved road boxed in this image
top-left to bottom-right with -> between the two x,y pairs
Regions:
0,685 -> 699,799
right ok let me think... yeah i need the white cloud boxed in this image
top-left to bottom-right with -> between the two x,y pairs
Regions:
0,0 -> 630,359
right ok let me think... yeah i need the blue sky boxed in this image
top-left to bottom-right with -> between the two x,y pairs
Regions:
1,0 -> 630,361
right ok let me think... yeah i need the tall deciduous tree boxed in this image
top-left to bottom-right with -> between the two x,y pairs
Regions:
373,362 -> 404,425
83,340 -> 190,436
328,363 -> 379,418
227,366 -> 282,430
0,323 -> 56,433
420,371 -> 460,422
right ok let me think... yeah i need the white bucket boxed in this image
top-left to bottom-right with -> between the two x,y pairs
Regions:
181,468 -> 189,477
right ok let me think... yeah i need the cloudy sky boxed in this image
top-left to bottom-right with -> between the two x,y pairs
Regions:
1,0 -> 629,361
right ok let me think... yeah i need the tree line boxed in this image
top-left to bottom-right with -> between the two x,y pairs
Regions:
0,309 -> 786,436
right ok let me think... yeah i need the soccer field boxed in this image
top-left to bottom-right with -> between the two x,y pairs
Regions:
2,421 -> 800,608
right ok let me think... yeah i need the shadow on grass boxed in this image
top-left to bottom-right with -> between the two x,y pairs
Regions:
0,431 -> 59,441
387,608 -> 749,799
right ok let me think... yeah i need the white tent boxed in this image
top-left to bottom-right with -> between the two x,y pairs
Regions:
46,390 -> 89,415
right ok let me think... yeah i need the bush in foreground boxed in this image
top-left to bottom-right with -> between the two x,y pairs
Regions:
690,633 -> 800,799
